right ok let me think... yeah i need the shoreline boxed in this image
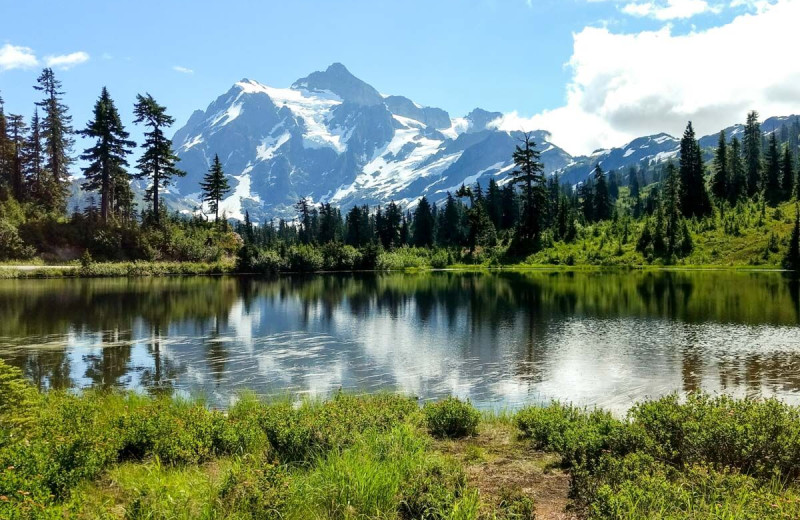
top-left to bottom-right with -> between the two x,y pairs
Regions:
0,260 -> 792,279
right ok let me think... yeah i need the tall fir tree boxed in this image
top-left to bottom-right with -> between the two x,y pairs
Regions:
295,197 -> 313,244
79,88 -> 135,221
678,121 -> 712,218
592,164 -> 612,221
743,110 -> 763,197
509,132 -> 546,241
199,154 -> 231,224
34,68 -> 74,213
711,130 -> 728,202
663,161 -> 683,256
6,114 -> 27,201
0,94 -> 9,188
781,145 -> 795,201
412,196 -> 435,247
764,132 -> 782,206
24,109 -> 44,201
728,136 -> 746,205
133,94 -> 184,224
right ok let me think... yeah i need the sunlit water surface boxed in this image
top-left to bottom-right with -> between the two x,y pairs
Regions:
1,271 -> 799,413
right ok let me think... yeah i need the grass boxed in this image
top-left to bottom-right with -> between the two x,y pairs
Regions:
0,259 -> 237,278
4,358 -> 800,519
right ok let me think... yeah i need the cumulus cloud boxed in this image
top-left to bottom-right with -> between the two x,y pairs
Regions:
0,44 -> 38,71
44,51 -> 90,70
621,0 -> 721,20
173,65 -> 194,74
493,0 -> 800,155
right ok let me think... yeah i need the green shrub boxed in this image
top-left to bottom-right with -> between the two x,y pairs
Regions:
515,403 -> 622,469
430,249 -> 450,269
321,242 -> 361,271
0,219 -> 35,260
627,393 -> 800,480
286,244 -> 324,272
217,455 -> 291,520
424,397 -> 480,439
259,393 -> 419,463
300,425 -> 471,520
496,488 -> 536,520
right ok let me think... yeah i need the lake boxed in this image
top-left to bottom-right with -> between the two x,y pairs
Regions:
1,270 -> 799,412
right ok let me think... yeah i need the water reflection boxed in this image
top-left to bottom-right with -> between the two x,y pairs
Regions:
0,271 -> 799,412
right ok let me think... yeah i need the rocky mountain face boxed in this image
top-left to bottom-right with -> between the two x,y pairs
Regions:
168,62 -> 799,221
170,63 -> 573,220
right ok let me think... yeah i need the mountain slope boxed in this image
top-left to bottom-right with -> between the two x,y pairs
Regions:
169,63 -> 799,221
170,64 -> 572,220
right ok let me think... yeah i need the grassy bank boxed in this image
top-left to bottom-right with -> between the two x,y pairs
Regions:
3,361 -> 800,519
0,260 -> 237,279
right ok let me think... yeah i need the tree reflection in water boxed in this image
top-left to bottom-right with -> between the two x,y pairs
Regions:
0,271 -> 798,411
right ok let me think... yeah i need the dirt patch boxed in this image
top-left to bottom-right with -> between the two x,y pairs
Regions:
435,421 -> 576,520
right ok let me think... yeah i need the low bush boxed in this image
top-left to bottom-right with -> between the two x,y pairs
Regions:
259,392 -> 419,463
515,402 -> 622,469
286,244 -> 324,272
424,397 -> 480,439
217,454 -> 291,520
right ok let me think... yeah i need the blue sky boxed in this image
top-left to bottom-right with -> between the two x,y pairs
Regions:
0,0 -> 794,155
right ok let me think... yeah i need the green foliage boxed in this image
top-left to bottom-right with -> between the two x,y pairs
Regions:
286,243 -> 324,272
424,397 -> 480,439
0,218 -> 35,260
515,393 -> 800,518
515,403 -> 622,469
217,455 -> 291,520
298,425 -> 469,520
258,393 -> 419,463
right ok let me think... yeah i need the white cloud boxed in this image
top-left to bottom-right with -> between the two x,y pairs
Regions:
173,65 -> 194,74
0,44 -> 38,71
621,0 -> 720,19
493,0 -> 800,155
44,51 -> 90,70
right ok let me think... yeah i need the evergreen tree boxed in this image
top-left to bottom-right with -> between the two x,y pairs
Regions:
678,121 -> 712,218
781,145 -> 795,201
199,154 -> 231,224
34,68 -> 74,213
24,109 -> 44,201
412,196 -> 435,247
6,114 -> 27,201
743,111 -> 763,197
79,88 -> 135,221
663,161 -> 683,255
295,197 -> 313,244
500,183 -> 518,231
711,130 -> 728,202
378,201 -> 403,249
728,136 -> 746,205
628,167 -> 640,199
579,178 -> 594,222
509,132 -> 546,240
437,193 -> 465,247
485,178 -> 503,229
0,94 -> 9,188
133,94 -> 184,224
592,164 -> 612,221
785,206 -> 800,271
764,132 -> 782,206
608,171 -> 620,200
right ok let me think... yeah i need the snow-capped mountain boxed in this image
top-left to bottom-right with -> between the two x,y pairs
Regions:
169,62 -> 799,221
171,63 -> 572,220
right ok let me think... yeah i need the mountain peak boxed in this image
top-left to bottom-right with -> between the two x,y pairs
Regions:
292,63 -> 383,106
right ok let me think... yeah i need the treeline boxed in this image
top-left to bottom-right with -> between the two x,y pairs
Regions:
2,69 -> 800,269
239,114 -> 800,269
0,69 -> 236,262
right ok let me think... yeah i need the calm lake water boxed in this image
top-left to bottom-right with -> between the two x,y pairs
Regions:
1,271 -> 799,412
